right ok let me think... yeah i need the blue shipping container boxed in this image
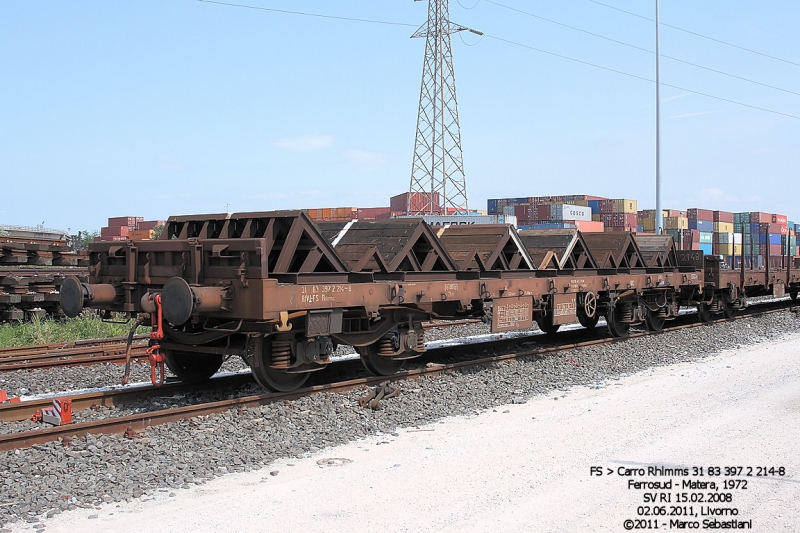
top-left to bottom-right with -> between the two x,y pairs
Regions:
750,223 -> 762,234
588,200 -> 601,214
689,220 -> 714,232
699,243 -> 713,255
487,199 -> 498,214
757,234 -> 782,245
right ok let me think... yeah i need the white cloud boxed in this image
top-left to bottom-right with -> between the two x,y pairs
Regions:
271,134 -> 335,152
342,149 -> 392,172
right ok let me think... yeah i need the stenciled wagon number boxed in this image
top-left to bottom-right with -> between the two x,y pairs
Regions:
300,285 -> 352,303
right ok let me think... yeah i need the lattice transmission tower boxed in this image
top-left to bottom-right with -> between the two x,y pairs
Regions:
407,0 -> 480,215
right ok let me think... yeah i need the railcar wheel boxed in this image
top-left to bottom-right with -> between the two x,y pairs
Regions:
577,312 -> 599,329
250,340 -> 310,392
164,348 -> 223,383
644,311 -> 665,332
357,343 -> 405,376
723,301 -> 736,319
696,304 -> 714,323
605,307 -> 630,337
536,314 -> 560,336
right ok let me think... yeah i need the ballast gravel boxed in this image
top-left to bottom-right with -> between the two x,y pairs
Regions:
0,309 -> 798,529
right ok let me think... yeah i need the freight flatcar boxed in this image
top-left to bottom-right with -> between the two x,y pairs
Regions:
60,211 -> 799,391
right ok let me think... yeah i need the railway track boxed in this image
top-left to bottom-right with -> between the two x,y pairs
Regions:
0,320 -> 482,372
0,299 -> 795,451
0,335 -> 149,371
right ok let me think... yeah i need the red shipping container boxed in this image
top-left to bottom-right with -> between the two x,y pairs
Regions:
599,199 -> 614,214
537,204 -> 551,221
355,207 -> 391,220
749,212 -> 772,224
759,223 -> 789,235
390,192 -> 442,215
101,226 -> 129,237
687,208 -> 713,220
713,211 -> 734,223
108,216 -> 140,228
772,214 -> 788,225
514,205 -> 527,220
770,244 -> 782,256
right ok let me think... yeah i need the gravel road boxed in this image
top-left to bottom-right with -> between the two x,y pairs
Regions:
1,309 -> 798,531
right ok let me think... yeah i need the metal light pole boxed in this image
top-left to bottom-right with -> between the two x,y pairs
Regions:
654,0 -> 663,235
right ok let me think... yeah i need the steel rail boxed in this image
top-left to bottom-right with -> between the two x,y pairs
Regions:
0,300 -> 795,451
0,321 -> 481,372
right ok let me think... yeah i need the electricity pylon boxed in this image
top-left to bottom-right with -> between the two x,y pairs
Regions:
407,0 -> 480,215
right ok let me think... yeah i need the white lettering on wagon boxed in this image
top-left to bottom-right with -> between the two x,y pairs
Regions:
300,285 -> 352,304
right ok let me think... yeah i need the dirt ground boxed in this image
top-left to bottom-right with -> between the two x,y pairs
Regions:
11,334 -> 800,533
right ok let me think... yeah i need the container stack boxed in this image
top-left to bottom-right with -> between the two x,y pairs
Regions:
687,209 -> 714,256
711,210 -> 737,257
305,207 -> 357,222
596,199 -> 639,232
96,217 -> 165,241
390,192 -> 442,216
503,195 -> 606,231
731,211 -> 795,268
96,217 -> 142,242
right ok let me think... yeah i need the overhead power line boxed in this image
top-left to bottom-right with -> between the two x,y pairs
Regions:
485,0 -> 800,97
196,0 -> 800,120
587,0 -> 800,68
482,33 -> 800,120
196,0 -> 416,27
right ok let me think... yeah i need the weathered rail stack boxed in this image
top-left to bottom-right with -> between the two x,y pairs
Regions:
61,211 -> 799,391
1,238 -> 89,321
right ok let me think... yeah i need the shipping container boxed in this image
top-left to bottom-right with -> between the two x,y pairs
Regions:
592,213 -> 602,222
712,211 -> 734,223
715,243 -> 734,256
772,214 -> 788,225
588,199 -> 602,214
699,243 -> 713,255
108,216 -> 143,228
699,232 -> 713,244
565,220 -> 604,232
601,213 -> 638,228
687,208 -> 713,221
714,232 -> 735,244
487,199 -> 498,214
664,217 -> 688,230
681,229 -> 700,242
537,204 -> 551,221
733,213 -> 750,224
688,219 -> 714,232
101,226 -> 129,237
713,221 -> 734,233
130,229 -> 155,240
354,207 -> 391,220
418,215 -> 517,227
599,199 -> 614,214
640,218 -> 655,232
759,222 -> 789,235
550,204 -> 592,221
391,192 -> 441,215
749,212 -> 772,224
611,199 -> 637,214
532,222 -> 576,229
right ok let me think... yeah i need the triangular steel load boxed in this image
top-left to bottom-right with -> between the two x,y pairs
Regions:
582,232 -> 647,270
517,229 -> 598,271
316,219 -> 457,274
161,211 -> 348,275
436,225 -> 536,271
635,234 -> 678,268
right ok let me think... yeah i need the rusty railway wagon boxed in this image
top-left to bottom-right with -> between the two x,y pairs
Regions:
1,238 -> 89,321
60,211 -> 799,391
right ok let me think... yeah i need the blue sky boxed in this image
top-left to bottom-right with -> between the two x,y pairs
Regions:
2,1 -> 799,232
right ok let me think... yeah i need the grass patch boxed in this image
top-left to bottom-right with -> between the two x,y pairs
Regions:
0,315 -> 148,347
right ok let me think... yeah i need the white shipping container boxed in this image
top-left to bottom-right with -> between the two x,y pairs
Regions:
716,232 -> 735,244
416,215 -> 517,228
734,233 -> 742,245
550,204 -> 592,221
